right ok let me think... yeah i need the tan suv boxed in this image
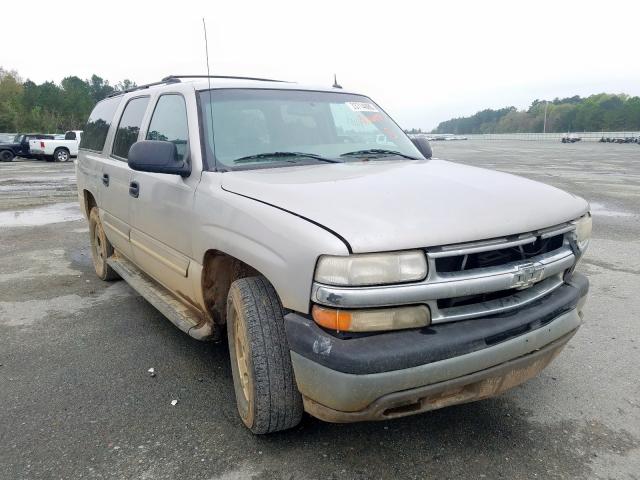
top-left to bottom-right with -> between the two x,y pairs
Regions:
77,75 -> 591,433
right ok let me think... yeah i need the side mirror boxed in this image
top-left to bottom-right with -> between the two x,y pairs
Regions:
128,140 -> 190,177
411,137 -> 432,159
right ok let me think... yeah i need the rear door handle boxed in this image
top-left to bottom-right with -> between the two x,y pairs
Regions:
102,173 -> 109,186
129,181 -> 139,198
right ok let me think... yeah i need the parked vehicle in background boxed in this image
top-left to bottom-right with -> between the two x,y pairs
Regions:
561,134 -> 582,143
29,130 -> 82,162
0,133 -> 55,162
77,75 -> 591,434
599,135 -> 639,143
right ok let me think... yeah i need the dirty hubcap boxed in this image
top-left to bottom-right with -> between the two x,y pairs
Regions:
92,223 -> 106,272
233,310 -> 251,402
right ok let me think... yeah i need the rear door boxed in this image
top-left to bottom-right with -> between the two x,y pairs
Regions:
77,96 -> 121,218
129,92 -> 199,301
100,95 -> 150,260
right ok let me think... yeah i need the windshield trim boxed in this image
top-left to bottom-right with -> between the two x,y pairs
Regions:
198,88 -> 423,172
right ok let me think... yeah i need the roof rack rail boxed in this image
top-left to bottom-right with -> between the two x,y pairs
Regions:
105,74 -> 291,98
106,77 -> 181,98
163,75 -> 291,83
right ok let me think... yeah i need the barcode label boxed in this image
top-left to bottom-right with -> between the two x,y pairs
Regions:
346,102 -> 379,113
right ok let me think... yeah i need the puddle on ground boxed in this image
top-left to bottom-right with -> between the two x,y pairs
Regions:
590,202 -> 636,218
0,248 -> 82,282
0,202 -> 83,227
0,183 -> 67,193
0,282 -> 132,327
0,174 -> 76,183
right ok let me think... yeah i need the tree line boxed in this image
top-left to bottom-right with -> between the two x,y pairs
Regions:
0,67 -> 136,133
433,94 -> 640,134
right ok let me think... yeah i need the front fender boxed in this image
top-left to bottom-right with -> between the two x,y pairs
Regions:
193,172 -> 349,313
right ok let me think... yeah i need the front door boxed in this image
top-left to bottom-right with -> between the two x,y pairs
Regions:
128,93 -> 199,303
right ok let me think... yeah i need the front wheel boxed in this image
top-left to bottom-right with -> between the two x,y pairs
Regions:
226,276 -> 303,434
0,150 -> 14,162
88,207 -> 119,281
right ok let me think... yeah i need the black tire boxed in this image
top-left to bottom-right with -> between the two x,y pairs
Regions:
0,150 -> 14,162
54,148 -> 70,162
226,276 -> 303,434
88,207 -> 120,281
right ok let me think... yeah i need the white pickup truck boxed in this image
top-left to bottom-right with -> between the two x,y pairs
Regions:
29,130 -> 82,162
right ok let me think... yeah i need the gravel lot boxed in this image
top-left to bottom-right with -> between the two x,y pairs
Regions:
1,141 -> 639,479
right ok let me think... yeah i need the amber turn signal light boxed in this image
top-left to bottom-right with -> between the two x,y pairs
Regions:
312,304 -> 430,332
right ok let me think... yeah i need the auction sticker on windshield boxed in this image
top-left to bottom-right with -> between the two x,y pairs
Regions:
346,102 -> 379,113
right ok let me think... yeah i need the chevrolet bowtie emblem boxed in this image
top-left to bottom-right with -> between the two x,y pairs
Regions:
511,262 -> 545,289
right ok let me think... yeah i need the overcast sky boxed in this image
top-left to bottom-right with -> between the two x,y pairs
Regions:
4,0 -> 639,129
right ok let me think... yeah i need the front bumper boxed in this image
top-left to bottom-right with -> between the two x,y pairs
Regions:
285,273 -> 588,421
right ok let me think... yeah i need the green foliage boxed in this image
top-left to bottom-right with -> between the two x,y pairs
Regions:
0,68 -> 137,133
433,94 -> 640,134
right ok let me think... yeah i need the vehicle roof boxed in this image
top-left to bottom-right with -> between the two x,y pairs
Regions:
190,78 -> 361,95
113,76 -> 364,99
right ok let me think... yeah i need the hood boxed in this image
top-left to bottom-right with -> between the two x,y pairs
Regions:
221,160 -> 589,253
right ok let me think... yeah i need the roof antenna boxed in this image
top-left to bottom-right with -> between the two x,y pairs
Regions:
202,17 -> 217,170
332,74 -> 342,89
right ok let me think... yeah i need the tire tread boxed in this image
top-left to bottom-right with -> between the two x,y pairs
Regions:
229,276 -> 303,433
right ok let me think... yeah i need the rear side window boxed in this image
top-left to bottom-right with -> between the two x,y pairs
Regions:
80,96 -> 122,152
112,97 -> 150,159
146,95 -> 189,161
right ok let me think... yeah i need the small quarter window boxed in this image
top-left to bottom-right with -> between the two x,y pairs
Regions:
112,97 -> 150,159
146,94 -> 189,161
80,96 -> 122,152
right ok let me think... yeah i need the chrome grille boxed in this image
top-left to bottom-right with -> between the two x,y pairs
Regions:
311,222 -> 577,324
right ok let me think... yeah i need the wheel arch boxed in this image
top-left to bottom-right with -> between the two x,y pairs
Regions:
201,249 -> 265,326
54,146 -> 71,161
82,189 -> 97,220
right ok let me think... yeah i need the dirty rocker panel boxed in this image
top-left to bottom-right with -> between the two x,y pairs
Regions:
107,254 -> 215,340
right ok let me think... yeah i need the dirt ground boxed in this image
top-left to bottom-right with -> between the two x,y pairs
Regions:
1,141 -> 639,479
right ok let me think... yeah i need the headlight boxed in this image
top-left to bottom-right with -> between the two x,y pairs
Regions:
314,250 -> 428,286
573,213 -> 592,253
312,305 -> 431,332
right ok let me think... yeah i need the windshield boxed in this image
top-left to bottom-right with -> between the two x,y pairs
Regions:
199,89 -> 423,170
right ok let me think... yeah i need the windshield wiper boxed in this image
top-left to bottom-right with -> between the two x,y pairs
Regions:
233,151 -> 342,164
340,149 -> 418,160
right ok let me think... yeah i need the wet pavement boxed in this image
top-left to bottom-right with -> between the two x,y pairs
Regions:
1,143 -> 639,479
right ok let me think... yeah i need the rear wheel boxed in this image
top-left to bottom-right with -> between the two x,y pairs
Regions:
88,207 -> 119,281
226,276 -> 303,434
0,150 -> 14,162
54,148 -> 70,162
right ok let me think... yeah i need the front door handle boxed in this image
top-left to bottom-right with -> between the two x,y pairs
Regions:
102,173 -> 109,186
129,181 -> 139,198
